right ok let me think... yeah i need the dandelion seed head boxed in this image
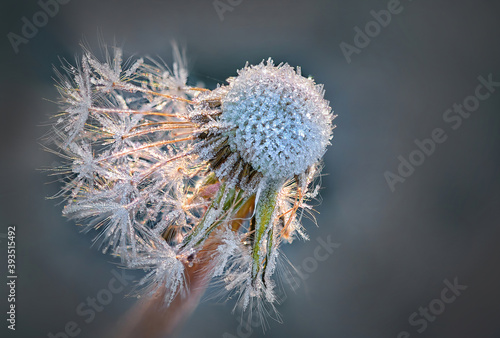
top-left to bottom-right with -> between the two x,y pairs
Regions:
46,44 -> 335,325
220,59 -> 333,180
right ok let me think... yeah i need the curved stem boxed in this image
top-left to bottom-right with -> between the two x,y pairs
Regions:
113,244 -> 214,338
112,195 -> 256,338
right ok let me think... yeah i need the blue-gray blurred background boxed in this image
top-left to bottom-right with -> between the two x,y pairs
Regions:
1,0 -> 500,337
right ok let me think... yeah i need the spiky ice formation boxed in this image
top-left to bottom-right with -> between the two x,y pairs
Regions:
47,44 -> 335,325
221,59 -> 332,180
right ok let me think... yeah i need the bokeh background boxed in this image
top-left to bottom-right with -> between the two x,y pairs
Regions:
1,0 -> 500,337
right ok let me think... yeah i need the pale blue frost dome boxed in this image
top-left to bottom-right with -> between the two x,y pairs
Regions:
221,59 -> 333,180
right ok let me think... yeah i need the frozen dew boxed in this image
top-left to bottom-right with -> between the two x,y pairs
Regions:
221,59 -> 333,180
47,43 -> 334,324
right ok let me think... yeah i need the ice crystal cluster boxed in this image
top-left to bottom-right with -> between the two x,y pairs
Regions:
48,44 -> 335,319
221,62 -> 331,179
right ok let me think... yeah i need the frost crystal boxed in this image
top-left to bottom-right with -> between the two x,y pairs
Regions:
47,43 -> 335,325
221,59 -> 332,180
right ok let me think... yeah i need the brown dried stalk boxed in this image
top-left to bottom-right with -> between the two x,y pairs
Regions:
114,197 -> 255,338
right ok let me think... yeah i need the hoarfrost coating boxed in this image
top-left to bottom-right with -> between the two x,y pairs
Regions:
221,59 -> 332,180
47,44 -> 335,323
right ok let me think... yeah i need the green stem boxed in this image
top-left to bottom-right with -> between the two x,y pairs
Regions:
180,183 -> 226,250
180,185 -> 251,251
251,181 -> 280,285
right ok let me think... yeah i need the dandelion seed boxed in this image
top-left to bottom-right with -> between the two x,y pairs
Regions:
47,42 -> 335,325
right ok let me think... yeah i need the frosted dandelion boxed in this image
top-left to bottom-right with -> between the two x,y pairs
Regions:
47,43 -> 335,327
